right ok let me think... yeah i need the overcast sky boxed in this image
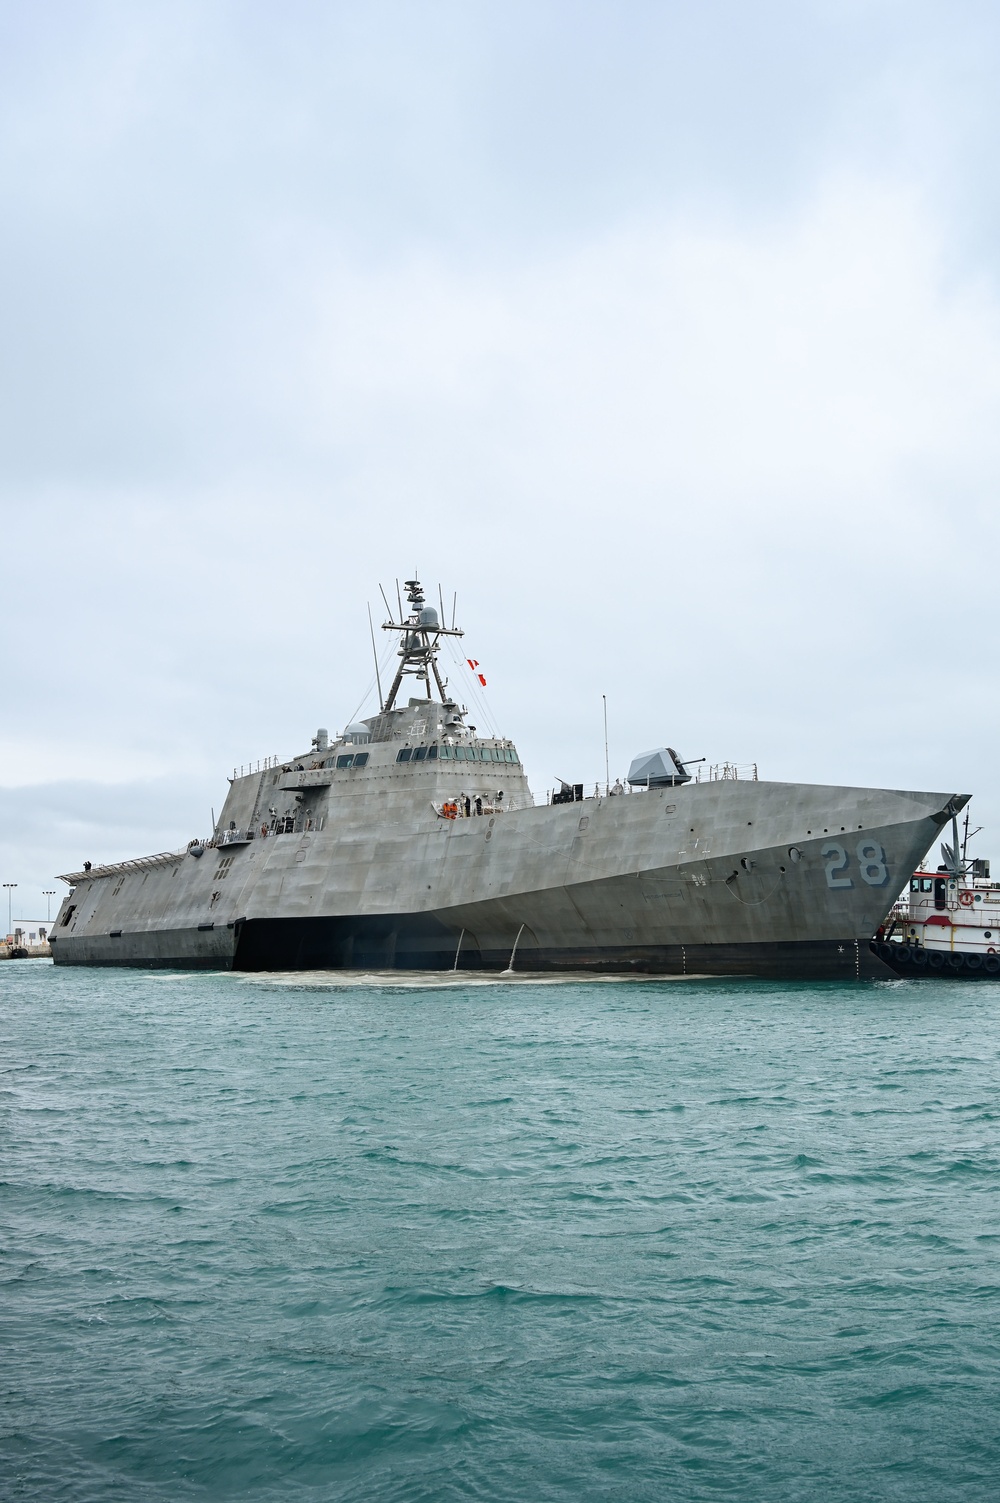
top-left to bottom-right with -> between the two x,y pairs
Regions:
3,0 -> 999,918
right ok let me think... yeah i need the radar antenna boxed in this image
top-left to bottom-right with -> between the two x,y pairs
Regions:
380,577 -> 464,711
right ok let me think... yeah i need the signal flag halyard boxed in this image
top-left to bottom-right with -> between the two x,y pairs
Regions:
467,658 -> 487,687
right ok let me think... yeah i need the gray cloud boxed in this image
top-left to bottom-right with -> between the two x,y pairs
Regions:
3,0 -> 999,907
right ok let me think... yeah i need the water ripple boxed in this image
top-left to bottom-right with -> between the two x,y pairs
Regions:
3,961 -> 1000,1500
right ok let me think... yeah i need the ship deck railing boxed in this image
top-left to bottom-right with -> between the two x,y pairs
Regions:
695,762 -> 759,782
58,850 -> 188,884
531,765 -> 759,805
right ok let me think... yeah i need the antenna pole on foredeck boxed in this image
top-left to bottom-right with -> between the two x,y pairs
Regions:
603,694 -> 610,794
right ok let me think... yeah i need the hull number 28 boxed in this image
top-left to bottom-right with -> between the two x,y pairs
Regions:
821,841 -> 889,889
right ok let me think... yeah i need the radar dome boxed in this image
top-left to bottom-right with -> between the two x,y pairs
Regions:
418,606 -> 439,627
344,721 -> 371,744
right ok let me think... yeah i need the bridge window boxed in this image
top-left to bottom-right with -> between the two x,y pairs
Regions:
353,752 -> 369,767
413,747 -> 427,762
397,748 -> 412,762
337,754 -> 354,769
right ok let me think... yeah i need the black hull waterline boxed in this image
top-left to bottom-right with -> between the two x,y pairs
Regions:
52,911 -> 898,980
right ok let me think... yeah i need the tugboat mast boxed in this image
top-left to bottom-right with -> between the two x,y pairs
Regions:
380,578 -> 464,712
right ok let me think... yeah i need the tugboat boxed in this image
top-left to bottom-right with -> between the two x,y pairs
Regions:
50,576 -> 969,979
871,813 -> 1000,976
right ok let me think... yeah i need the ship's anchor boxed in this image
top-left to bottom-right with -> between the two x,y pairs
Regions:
724,864 -> 785,905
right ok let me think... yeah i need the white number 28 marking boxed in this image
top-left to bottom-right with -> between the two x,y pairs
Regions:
821,841 -> 889,889
822,843 -> 853,888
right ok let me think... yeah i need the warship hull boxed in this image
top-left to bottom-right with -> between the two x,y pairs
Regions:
51,780 -> 963,981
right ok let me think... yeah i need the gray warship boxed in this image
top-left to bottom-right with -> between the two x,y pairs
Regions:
51,579 -> 967,979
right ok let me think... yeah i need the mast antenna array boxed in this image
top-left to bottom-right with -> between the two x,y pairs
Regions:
379,577 -> 464,712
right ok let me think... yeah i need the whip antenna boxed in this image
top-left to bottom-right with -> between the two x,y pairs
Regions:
367,603 -> 384,711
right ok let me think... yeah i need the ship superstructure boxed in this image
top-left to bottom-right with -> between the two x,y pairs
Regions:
51,578 -> 967,979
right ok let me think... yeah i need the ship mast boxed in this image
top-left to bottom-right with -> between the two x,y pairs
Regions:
380,578 -> 464,712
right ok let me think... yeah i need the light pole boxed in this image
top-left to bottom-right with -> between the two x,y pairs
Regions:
3,883 -> 16,938
43,891 -> 56,923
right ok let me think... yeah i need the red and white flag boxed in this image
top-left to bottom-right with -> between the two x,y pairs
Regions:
467,658 -> 487,687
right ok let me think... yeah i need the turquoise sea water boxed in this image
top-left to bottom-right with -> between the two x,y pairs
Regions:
3,961 -> 1000,1501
